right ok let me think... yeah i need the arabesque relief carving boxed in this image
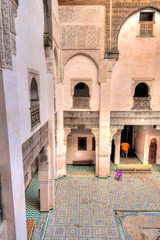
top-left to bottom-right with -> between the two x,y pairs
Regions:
0,0 -> 18,68
62,25 -> 98,49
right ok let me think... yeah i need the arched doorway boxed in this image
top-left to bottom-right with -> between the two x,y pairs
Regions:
148,138 -> 157,164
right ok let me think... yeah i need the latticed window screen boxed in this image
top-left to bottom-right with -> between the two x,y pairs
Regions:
140,22 -> 153,36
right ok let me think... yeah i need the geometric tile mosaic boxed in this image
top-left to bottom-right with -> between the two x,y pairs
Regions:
25,166 -> 160,239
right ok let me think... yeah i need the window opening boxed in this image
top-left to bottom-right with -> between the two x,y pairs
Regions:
73,82 -> 90,108
78,137 -> 87,151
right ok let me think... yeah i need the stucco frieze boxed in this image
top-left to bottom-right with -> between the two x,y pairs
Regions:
22,122 -> 48,174
0,221 -> 8,240
0,0 -> 12,68
61,25 -> 100,49
64,111 -> 99,129
110,111 -> 160,126
59,6 -> 104,24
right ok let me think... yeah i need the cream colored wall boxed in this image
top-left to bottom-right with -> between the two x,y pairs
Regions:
64,55 -> 99,110
16,0 -> 48,143
135,127 -> 145,163
66,135 -> 95,164
111,9 -> 160,111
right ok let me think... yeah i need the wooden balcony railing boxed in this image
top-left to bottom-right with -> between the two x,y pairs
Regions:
30,105 -> 40,128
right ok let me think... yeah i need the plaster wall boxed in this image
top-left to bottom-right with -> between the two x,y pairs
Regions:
135,126 -> 145,163
64,55 -> 99,110
2,58 -> 27,239
111,9 -> 160,111
66,135 -> 95,164
16,0 -> 48,143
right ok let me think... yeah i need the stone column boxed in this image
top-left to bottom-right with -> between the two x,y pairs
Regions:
63,128 -> 71,176
56,83 -> 64,178
144,134 -> 149,164
92,129 -> 99,176
114,130 -> 122,165
38,151 -> 51,211
99,80 -> 111,177
46,47 -> 55,208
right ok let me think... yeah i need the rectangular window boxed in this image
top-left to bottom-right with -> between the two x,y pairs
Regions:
139,12 -> 154,37
78,137 -> 87,151
140,12 -> 154,22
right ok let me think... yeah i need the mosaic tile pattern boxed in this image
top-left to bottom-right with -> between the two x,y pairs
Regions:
25,173 -> 41,226
43,172 -> 160,239
25,167 -> 160,240
66,164 -> 95,177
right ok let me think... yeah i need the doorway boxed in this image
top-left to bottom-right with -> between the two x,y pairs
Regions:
148,138 -> 157,164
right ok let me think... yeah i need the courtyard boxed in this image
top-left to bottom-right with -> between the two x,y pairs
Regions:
26,165 -> 160,240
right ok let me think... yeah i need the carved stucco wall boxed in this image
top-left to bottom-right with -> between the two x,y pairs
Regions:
105,1 -> 160,59
60,6 -> 104,50
58,0 -> 160,59
60,6 -> 105,82
0,0 -> 18,69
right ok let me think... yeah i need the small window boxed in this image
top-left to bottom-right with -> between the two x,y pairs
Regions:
139,12 -> 154,37
133,82 -> 151,109
140,12 -> 154,22
73,82 -> 90,109
30,78 -> 40,128
78,137 -> 87,151
134,82 -> 148,97
92,137 -> 95,151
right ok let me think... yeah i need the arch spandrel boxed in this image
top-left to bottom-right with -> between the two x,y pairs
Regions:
105,3 -> 160,59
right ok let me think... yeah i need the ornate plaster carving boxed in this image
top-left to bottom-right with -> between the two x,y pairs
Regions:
45,47 -> 53,73
71,78 -> 92,96
64,111 -> 99,129
132,78 -> 154,96
0,0 -> 18,68
62,25 -> 98,49
28,68 -> 40,100
59,7 -> 104,24
10,1 -> 17,35
105,2 -> 160,59
22,122 -> 48,174
0,220 -> 8,240
110,111 -> 160,126
0,0 -> 12,68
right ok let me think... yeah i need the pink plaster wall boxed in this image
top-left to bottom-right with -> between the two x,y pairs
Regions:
135,127 -> 145,163
64,55 -> 99,110
66,135 -> 96,164
111,10 -> 160,111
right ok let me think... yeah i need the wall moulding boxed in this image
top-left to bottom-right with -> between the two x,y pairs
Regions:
64,111 -> 99,129
71,78 -> 92,96
22,122 -> 48,174
132,78 -> 154,97
110,111 -> 160,126
28,68 -> 40,101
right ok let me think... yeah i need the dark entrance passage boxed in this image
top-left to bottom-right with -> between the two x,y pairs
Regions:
121,125 -> 134,156
110,139 -> 115,163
